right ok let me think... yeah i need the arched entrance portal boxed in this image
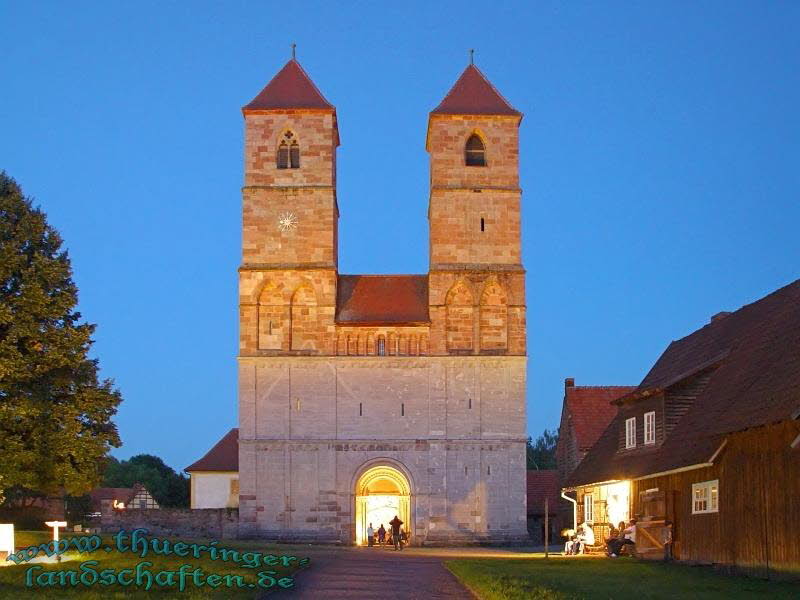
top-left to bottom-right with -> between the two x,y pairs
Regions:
354,465 -> 411,545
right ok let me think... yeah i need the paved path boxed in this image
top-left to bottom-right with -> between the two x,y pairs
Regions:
272,546 -> 482,599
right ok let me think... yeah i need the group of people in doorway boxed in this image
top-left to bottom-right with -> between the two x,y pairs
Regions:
563,519 -> 637,556
366,515 -> 409,550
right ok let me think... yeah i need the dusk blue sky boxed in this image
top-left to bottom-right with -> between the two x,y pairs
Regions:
2,2 -> 799,473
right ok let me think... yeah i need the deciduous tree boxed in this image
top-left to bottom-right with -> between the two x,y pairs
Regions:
0,172 -> 122,497
527,429 -> 558,470
102,454 -> 189,508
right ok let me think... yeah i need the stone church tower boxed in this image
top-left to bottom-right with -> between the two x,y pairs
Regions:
237,58 -> 527,544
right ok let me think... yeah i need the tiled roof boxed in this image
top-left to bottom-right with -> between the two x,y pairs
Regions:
243,59 -> 333,111
431,64 -> 521,117
185,428 -> 239,472
566,385 -> 635,451
567,278 -> 800,488
336,275 -> 430,325
89,485 -> 144,510
526,470 -> 566,515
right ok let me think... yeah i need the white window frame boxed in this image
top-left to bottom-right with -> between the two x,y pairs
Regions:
625,417 -> 636,449
584,493 -> 594,523
644,411 -> 656,445
691,480 -> 719,514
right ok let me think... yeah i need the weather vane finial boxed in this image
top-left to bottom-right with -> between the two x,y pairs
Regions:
292,43 -> 296,60
469,48 -> 474,65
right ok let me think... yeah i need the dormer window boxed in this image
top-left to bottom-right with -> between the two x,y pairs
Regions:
277,131 -> 300,169
644,411 -> 656,445
625,417 -> 636,449
465,134 -> 486,166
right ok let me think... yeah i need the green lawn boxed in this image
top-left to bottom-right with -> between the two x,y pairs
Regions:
1,531 -> 310,598
446,557 -> 800,600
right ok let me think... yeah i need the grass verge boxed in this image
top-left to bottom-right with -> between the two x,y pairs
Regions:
446,557 -> 800,600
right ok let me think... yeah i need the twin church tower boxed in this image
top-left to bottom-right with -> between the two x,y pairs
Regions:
237,57 -> 528,544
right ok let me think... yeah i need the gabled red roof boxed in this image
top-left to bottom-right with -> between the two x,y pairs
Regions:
243,60 -> 333,112
431,64 -> 521,117
568,278 -> 800,488
186,428 -> 239,472
336,275 -> 429,325
566,384 -> 636,452
526,470 -> 564,515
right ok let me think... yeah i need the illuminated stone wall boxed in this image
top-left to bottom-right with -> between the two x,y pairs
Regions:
236,75 -> 528,545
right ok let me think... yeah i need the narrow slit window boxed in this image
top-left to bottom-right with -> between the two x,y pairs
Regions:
464,466 -> 468,476
401,403 -> 405,417
487,465 -> 491,476
468,398 -> 472,409
359,402 -> 363,416
465,134 -> 486,167
480,217 -> 485,232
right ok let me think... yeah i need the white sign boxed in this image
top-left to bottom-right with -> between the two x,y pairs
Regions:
45,521 -> 68,541
0,524 -> 13,556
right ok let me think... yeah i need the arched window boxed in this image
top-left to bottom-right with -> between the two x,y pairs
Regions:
465,134 -> 486,167
277,131 -> 300,169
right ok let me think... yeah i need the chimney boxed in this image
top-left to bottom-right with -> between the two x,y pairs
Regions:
710,311 -> 732,323
565,377 -> 575,391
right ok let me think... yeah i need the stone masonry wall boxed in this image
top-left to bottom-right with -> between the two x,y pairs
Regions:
237,356 -> 528,544
101,508 -> 239,541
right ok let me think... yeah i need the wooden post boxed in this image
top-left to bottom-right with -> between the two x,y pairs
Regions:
544,497 -> 549,558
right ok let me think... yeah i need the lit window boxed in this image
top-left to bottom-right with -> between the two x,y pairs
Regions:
584,493 -> 594,523
644,411 -> 656,445
465,134 -> 486,166
691,480 -> 719,514
625,417 -> 636,449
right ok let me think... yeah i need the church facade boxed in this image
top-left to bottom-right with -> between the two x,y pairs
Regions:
236,58 -> 528,544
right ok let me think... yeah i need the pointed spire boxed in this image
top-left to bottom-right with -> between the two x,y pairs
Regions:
431,64 -> 520,117
243,59 -> 334,112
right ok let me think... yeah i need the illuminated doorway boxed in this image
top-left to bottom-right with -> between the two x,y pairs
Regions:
354,465 -> 411,545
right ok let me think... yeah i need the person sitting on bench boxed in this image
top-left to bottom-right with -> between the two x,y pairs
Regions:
605,521 -> 625,555
608,519 -> 636,557
573,522 -> 595,555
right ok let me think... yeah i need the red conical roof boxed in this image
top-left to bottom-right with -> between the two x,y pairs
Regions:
431,64 -> 520,117
243,59 -> 334,111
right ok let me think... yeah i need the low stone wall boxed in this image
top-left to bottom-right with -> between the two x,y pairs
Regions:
101,508 -> 239,540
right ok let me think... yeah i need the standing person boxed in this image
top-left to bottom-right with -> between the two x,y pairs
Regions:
378,524 -> 386,546
389,515 -> 404,551
367,523 -> 374,547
